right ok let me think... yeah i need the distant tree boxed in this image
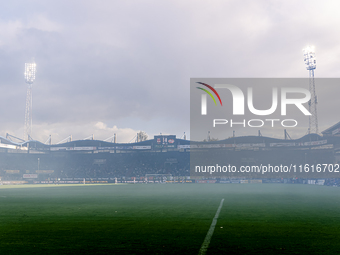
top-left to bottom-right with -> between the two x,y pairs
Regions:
137,131 -> 148,142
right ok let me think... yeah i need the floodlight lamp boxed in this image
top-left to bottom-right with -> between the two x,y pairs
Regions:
25,62 -> 36,84
303,46 -> 316,70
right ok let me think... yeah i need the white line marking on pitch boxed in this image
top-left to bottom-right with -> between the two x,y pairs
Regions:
198,198 -> 224,255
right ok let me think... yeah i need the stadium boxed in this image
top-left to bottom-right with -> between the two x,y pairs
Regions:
2,122 -> 340,254
2,1 -> 340,254
2,72 -> 340,254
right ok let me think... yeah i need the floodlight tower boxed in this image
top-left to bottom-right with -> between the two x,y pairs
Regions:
303,46 -> 318,134
24,61 -> 36,140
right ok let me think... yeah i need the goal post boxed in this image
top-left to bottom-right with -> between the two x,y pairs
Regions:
145,174 -> 173,183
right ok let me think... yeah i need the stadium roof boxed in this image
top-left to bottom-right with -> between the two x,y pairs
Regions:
322,121 -> 340,136
1,132 -> 340,150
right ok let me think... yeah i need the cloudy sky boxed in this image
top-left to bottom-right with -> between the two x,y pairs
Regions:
0,0 -> 340,143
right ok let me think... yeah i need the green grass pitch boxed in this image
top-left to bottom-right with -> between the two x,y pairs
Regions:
1,183 -> 340,254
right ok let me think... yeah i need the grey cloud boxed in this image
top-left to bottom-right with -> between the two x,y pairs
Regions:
0,0 -> 339,141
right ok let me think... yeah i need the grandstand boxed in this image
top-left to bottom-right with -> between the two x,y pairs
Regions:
0,125 -> 340,184
322,121 -> 340,163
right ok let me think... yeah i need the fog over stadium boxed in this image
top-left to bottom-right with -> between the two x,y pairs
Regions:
1,0 -> 340,142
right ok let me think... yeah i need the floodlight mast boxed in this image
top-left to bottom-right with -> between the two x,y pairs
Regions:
303,46 -> 318,134
24,62 -> 36,141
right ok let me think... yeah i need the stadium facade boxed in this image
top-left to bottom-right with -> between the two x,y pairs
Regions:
0,123 -> 340,184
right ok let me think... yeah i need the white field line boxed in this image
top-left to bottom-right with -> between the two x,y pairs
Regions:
198,198 -> 224,255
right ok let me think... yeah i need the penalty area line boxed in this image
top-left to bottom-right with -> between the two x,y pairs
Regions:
198,198 -> 224,255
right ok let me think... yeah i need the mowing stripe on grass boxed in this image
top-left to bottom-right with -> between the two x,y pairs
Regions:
198,198 -> 224,255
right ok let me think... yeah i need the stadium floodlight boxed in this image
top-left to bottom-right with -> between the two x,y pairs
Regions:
302,46 -> 318,134
24,61 -> 36,141
24,62 -> 36,84
303,46 -> 316,70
